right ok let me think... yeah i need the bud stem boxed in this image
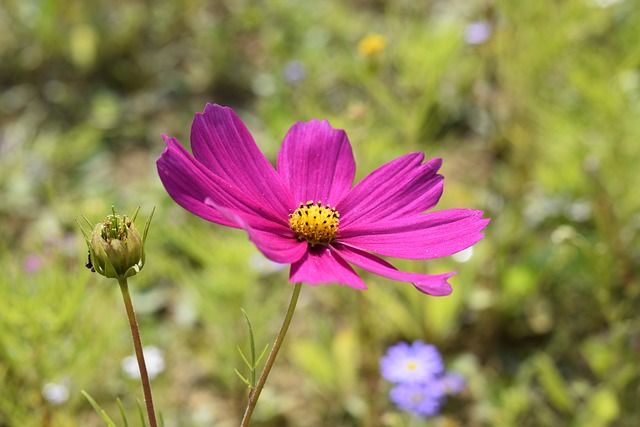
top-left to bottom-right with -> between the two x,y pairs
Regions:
240,282 -> 302,427
118,277 -> 158,427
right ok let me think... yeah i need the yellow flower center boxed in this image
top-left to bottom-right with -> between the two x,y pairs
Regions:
289,200 -> 340,246
406,361 -> 418,371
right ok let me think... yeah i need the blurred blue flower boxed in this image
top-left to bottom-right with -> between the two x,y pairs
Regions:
465,20 -> 492,45
380,341 -> 444,384
381,341 -> 466,418
389,382 -> 444,417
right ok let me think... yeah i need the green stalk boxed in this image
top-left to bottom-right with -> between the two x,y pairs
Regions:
240,282 -> 302,426
118,277 -> 158,427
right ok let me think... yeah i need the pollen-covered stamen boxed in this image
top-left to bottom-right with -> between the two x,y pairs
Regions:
289,200 -> 340,246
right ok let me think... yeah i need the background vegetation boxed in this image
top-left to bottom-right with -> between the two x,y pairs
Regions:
1,0 -> 639,425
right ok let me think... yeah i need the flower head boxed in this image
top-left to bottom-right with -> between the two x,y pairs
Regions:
380,341 -> 444,384
78,207 -> 154,280
389,382 -> 445,417
157,104 -> 488,295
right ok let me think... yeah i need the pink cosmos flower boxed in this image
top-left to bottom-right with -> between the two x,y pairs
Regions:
157,104 -> 489,295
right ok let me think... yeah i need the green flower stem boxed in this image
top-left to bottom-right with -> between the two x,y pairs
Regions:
118,277 -> 158,427
240,282 -> 302,427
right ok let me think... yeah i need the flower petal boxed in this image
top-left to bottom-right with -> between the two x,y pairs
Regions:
205,200 -> 308,264
157,136 -> 288,231
339,209 -> 489,260
338,154 -> 443,228
191,103 -> 294,213
157,136 -> 237,227
277,120 -> 356,206
290,245 -> 367,289
248,229 -> 308,264
332,243 -> 454,296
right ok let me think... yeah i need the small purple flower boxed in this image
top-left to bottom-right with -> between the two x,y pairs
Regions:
283,60 -> 306,85
380,341 -> 444,384
157,104 -> 489,294
389,382 -> 445,417
465,20 -> 492,45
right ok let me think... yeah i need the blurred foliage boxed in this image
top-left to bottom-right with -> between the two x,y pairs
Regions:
1,0 -> 640,426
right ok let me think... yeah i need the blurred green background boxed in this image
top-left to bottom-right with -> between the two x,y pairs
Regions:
1,0 -> 639,425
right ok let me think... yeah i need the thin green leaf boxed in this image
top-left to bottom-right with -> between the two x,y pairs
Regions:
117,398 -> 129,427
142,206 -> 155,244
131,206 -> 141,222
255,343 -> 270,368
237,345 -> 252,370
81,214 -> 94,228
241,308 -> 259,385
234,369 -> 253,388
75,219 -> 91,243
241,309 -> 256,363
81,390 -> 119,427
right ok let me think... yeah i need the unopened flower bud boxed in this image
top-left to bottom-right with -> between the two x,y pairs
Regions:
78,206 -> 154,280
